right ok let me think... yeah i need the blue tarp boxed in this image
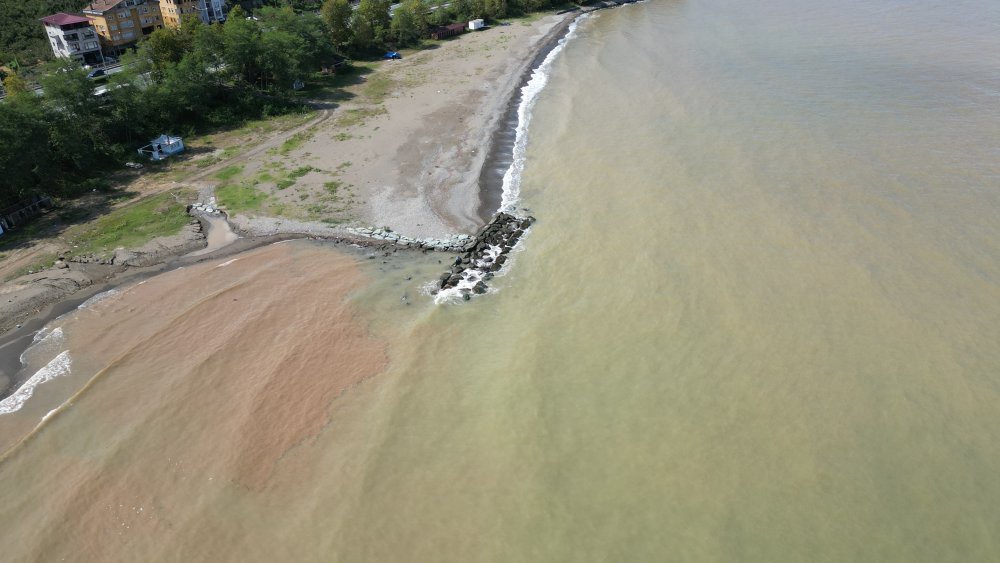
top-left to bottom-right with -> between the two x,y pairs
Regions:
383,52 -> 401,60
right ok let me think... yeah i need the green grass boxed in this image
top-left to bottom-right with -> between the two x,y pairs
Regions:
335,106 -> 387,128
289,166 -> 314,179
279,129 -> 314,155
216,183 -> 269,214
362,73 -> 395,104
276,179 -> 296,190
214,164 -> 244,181
64,191 -> 193,256
195,155 -> 222,168
324,180 -> 343,195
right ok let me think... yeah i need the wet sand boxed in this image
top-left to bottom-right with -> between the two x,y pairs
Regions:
0,241 -> 387,560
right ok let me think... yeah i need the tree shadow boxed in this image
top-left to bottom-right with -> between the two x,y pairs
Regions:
0,189 -> 140,255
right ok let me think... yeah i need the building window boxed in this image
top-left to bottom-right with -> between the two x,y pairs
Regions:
123,31 -> 135,40
110,24 -> 118,30
121,20 -> 134,27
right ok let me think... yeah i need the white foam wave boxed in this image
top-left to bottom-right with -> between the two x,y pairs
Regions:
30,326 -> 63,346
500,15 -> 588,212
215,258 -> 239,268
79,289 -> 121,310
0,351 -> 72,415
19,327 -> 65,366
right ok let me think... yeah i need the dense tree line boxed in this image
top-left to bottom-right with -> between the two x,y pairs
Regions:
0,8 -> 330,206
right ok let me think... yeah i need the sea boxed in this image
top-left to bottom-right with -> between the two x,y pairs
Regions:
1,0 -> 999,560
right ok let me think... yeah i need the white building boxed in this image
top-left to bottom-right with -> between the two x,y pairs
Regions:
40,13 -> 103,66
201,0 -> 227,23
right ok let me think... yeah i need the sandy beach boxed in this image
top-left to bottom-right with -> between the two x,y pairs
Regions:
228,12 -> 576,239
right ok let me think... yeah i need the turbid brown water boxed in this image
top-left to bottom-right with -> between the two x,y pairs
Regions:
1,0 -> 1000,560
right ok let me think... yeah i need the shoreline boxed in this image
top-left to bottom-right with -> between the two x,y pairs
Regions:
0,1 -> 637,397
477,10 -> 582,220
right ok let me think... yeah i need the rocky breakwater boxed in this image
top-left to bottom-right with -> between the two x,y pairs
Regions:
435,212 -> 535,300
345,227 -> 474,252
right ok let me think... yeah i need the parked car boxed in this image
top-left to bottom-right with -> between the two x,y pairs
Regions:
383,52 -> 402,60
87,68 -> 105,79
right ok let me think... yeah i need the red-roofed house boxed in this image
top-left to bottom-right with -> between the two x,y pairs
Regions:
41,13 -> 103,65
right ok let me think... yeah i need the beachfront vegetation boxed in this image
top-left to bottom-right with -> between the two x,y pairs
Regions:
0,7 -> 327,210
216,182 -> 270,214
62,190 -> 192,256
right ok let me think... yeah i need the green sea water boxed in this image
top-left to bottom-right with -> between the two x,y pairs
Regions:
1,0 -> 999,560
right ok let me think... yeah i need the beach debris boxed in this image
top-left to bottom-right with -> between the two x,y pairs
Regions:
436,212 -> 534,299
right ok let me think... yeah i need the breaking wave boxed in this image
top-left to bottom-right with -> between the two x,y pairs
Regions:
0,351 -> 72,415
500,15 -> 588,212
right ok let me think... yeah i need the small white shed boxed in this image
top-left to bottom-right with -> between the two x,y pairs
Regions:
138,135 -> 185,161
469,19 -> 485,31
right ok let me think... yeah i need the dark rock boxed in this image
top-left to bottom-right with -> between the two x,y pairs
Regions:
462,293 -> 471,301
473,282 -> 488,294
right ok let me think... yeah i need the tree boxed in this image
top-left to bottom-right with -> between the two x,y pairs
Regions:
38,60 -> 94,116
351,0 -> 391,53
222,6 -> 264,86
484,0 -> 508,19
390,0 -> 428,48
321,0 -> 353,51
2,71 -> 30,97
0,95 -> 50,202
141,27 -> 189,80
258,7 -> 334,87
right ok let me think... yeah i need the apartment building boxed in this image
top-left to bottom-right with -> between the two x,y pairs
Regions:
159,0 -> 227,28
83,0 -> 163,52
40,13 -> 103,65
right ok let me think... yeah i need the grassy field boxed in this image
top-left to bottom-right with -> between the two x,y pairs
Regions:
63,190 -> 194,257
216,183 -> 269,214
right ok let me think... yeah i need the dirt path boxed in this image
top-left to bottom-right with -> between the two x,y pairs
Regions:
185,106 -> 335,186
